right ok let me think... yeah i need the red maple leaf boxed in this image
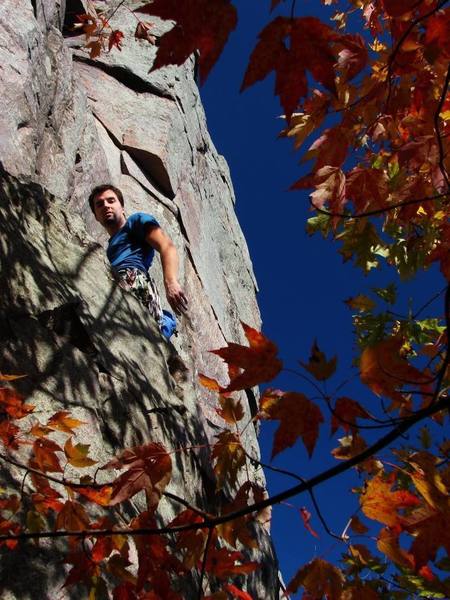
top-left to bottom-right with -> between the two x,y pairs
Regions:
242,17 -> 340,119
136,0 -> 237,84
32,438 -> 63,473
331,396 -> 371,434
260,390 -> 324,459
108,30 -> 124,52
102,442 -> 172,506
209,322 -> 282,392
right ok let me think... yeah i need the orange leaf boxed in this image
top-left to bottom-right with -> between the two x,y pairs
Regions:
260,390 -> 323,458
56,500 -> 90,531
216,395 -> 244,424
210,322 -> 282,392
287,557 -> 344,599
29,422 -> 53,438
64,438 -> 97,468
300,340 -> 337,381
0,374 -> 26,381
102,442 -> 172,506
47,411 -> 86,434
136,0 -> 237,84
77,485 -> 112,507
360,336 -> 425,408
0,388 -> 34,419
86,40 -> 102,59
198,373 -> 221,391
32,438 -> 63,473
212,431 -> 245,490
361,472 -> 421,528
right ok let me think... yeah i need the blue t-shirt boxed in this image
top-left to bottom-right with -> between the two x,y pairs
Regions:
107,212 -> 160,273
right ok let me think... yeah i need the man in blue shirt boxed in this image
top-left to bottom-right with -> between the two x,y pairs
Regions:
88,184 -> 188,338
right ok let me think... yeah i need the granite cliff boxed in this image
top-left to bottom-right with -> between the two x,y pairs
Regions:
0,0 -> 280,597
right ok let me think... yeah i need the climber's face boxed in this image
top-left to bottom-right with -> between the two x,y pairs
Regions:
92,189 -> 126,234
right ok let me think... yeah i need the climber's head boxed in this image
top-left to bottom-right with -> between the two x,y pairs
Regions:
89,184 -> 126,235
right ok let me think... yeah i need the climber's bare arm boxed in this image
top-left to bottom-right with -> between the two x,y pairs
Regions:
146,226 -> 188,315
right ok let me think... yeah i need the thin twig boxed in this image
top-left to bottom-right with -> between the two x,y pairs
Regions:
283,368 -> 325,397
310,192 -> 448,220
412,286 -> 447,319
244,448 -> 342,541
0,452 -> 210,519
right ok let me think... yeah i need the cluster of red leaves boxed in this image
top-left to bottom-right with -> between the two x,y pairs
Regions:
0,374 -> 259,599
74,3 -> 125,59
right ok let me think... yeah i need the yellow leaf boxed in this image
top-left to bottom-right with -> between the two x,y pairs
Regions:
64,438 -> 97,468
361,472 -> 421,527
369,39 -> 387,52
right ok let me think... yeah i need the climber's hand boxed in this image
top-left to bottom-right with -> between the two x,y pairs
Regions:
165,280 -> 188,315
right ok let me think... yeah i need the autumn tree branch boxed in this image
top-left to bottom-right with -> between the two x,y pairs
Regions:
2,278 -> 449,546
309,191 -> 448,220
0,451 -> 211,520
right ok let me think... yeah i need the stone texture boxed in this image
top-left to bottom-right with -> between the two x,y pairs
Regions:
0,1 -> 280,597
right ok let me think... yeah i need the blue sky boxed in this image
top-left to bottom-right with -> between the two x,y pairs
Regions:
200,0 -> 445,587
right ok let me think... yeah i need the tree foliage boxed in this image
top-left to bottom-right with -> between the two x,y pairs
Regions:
2,0 -> 450,598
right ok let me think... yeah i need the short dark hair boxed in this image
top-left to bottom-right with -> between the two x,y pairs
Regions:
88,184 -> 124,213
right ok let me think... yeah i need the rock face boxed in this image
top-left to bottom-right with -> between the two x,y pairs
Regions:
0,0 -> 280,598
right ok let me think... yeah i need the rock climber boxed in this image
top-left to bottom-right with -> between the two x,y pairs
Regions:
88,184 -> 188,339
